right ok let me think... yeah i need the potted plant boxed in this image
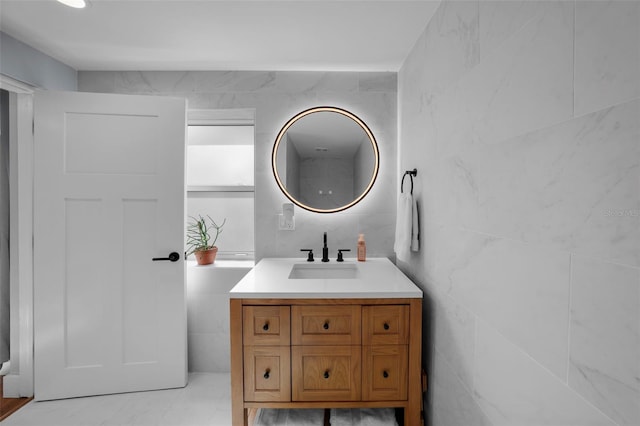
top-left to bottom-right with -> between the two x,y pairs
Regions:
186,215 -> 226,265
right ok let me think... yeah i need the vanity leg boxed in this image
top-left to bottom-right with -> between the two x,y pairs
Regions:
230,299 -> 246,426
405,299 -> 423,426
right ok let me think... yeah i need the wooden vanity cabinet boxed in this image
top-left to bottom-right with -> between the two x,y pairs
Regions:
230,298 -> 422,426
242,306 -> 291,402
362,305 -> 410,402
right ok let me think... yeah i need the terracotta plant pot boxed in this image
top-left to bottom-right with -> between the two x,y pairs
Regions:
194,247 -> 218,265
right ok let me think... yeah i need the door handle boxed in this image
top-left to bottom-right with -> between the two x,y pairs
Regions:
152,252 -> 180,262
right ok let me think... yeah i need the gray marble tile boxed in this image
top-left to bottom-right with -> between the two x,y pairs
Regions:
252,92 -> 319,135
430,348 -> 493,426
410,225 -> 477,296
255,213 -> 278,261
187,294 -> 229,335
275,71 -> 358,93
188,332 -> 230,373
313,92 -> 397,136
479,0 -> 548,60
186,266 -> 248,296
575,0 -> 640,117
569,256 -> 640,426
77,71 -> 116,93
113,71 -> 196,94
451,100 -> 640,267
355,212 -> 396,258
397,1 -> 637,425
420,0 -> 480,96
358,72 -> 397,93
184,92 -> 264,114
431,292 -> 476,389
399,24 -> 429,106
274,212 -> 359,258
474,321 -> 617,426
192,71 -> 276,93
400,93 -> 431,171
431,0 -> 573,158
447,233 -> 571,379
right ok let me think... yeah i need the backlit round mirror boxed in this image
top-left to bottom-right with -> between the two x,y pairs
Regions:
272,106 -> 379,213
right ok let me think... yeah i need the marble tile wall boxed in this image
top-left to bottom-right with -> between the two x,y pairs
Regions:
186,265 -> 250,372
78,71 -> 397,261
78,70 -> 397,373
398,1 -> 639,425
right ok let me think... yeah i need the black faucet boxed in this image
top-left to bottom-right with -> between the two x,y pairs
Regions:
300,249 -> 314,262
336,249 -> 350,262
322,232 -> 329,262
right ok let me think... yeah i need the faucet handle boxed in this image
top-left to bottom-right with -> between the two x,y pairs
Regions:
301,249 -> 314,262
336,249 -> 351,262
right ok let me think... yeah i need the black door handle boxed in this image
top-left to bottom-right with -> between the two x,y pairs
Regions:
152,252 -> 180,262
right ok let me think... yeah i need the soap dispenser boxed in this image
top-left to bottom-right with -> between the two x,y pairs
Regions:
357,234 -> 366,262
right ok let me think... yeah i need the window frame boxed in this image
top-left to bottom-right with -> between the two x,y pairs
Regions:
186,109 -> 256,260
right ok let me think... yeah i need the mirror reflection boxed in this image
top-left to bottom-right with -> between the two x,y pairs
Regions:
272,107 -> 379,213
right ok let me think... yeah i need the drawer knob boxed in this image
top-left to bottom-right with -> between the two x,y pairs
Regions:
323,322 -> 329,330
383,322 -> 390,330
263,369 -> 270,379
383,370 -> 389,378
262,322 -> 269,331
323,371 -> 330,379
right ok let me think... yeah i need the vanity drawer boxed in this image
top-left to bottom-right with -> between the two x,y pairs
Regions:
291,305 -> 361,345
292,345 -> 361,401
362,305 -> 409,345
243,346 -> 291,402
243,306 -> 290,346
362,345 -> 408,401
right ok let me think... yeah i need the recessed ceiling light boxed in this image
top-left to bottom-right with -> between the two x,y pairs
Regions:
57,0 -> 87,9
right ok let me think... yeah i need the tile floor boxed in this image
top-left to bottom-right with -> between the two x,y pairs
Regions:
2,373 -> 232,426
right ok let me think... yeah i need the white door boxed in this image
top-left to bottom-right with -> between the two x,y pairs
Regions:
33,91 -> 187,401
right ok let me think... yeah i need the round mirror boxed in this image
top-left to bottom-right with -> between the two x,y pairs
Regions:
272,106 -> 380,213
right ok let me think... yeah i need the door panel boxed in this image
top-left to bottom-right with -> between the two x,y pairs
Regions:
34,91 -> 187,401
64,198 -> 106,369
122,199 -> 159,365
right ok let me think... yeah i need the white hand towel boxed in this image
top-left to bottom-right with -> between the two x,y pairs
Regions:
253,408 -> 325,426
330,408 -> 398,426
394,192 -> 413,262
411,197 -> 419,252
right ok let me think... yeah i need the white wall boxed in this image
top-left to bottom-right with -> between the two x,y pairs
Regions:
1,34 -> 75,394
78,71 -> 398,260
0,89 -> 9,364
0,32 -> 77,91
186,263 -> 250,372
398,1 -> 639,425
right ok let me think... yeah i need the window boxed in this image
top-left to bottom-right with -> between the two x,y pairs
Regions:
186,111 -> 255,260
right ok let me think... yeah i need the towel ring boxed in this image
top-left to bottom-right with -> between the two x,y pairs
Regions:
401,168 -> 418,194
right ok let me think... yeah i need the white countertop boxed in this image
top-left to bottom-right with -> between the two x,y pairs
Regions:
229,257 -> 423,299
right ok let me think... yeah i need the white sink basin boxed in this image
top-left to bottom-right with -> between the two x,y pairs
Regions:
288,263 -> 358,279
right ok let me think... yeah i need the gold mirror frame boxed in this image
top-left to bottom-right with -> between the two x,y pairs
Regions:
272,106 -> 380,213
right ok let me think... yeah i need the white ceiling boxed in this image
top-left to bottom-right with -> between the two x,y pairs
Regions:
0,0 -> 440,72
